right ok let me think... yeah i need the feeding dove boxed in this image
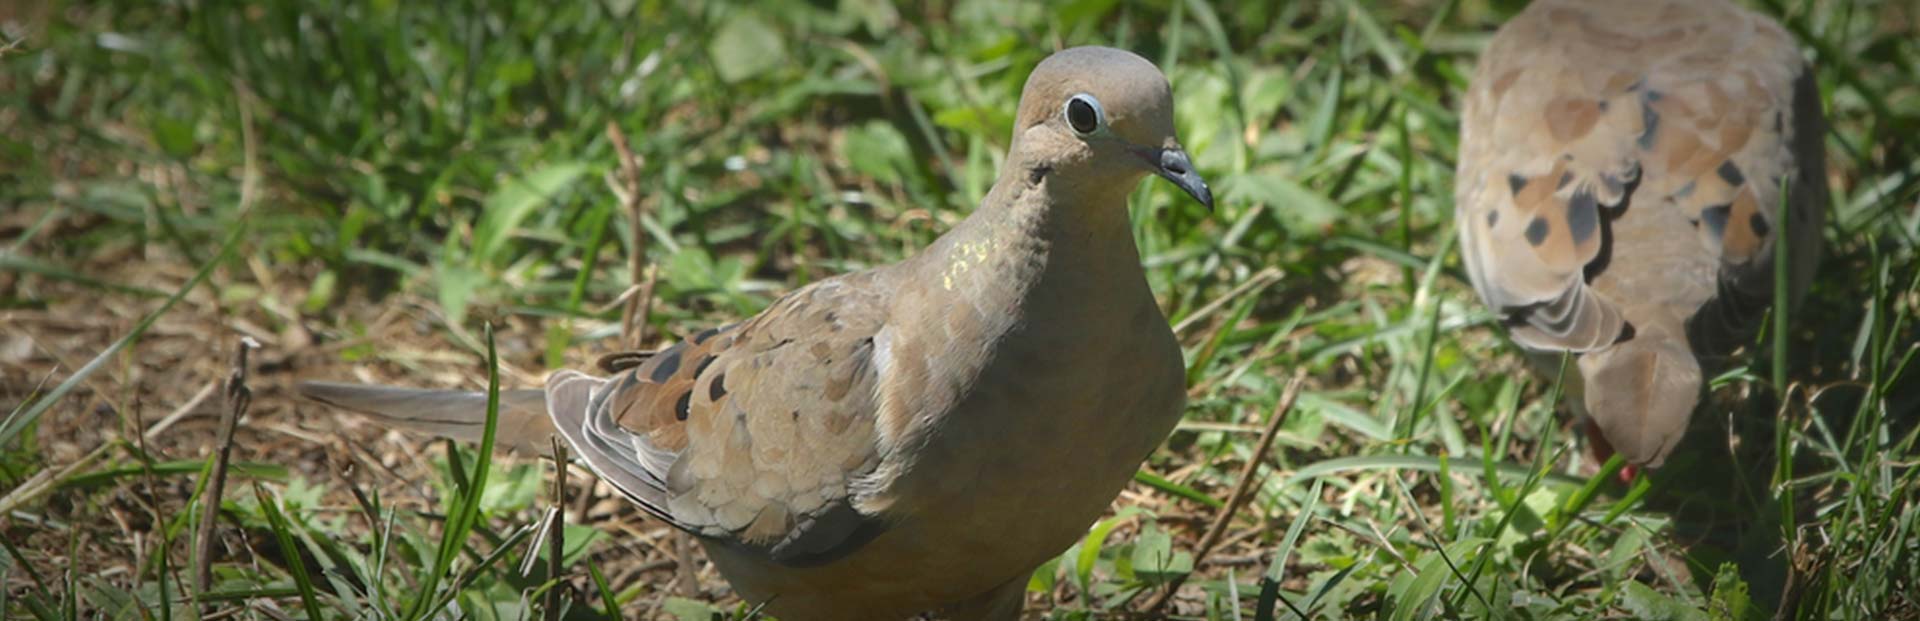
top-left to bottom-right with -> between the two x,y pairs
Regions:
301,46 -> 1211,621
1455,0 -> 1827,469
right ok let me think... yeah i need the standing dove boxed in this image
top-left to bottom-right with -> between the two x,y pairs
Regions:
1455,0 -> 1827,469
300,46 -> 1212,621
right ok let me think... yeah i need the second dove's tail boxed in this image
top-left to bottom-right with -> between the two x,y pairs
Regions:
297,381 -> 558,454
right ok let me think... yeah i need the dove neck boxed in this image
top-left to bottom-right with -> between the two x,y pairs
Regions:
941,173 -> 1145,291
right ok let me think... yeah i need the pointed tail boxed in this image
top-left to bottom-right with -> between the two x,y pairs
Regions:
297,381 -> 557,454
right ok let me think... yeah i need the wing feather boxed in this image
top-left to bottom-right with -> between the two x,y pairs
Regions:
546,273 -> 893,564
1457,0 -> 1815,354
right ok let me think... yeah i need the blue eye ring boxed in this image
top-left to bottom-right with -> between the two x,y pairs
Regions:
1063,93 -> 1104,135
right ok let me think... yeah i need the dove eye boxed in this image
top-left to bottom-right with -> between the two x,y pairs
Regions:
1064,93 -> 1103,135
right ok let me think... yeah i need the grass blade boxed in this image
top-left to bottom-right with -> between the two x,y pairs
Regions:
0,222 -> 247,448
403,322 -> 504,621
252,484 -> 325,621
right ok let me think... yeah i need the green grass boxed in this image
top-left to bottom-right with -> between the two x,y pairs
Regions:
3,0 -> 1917,619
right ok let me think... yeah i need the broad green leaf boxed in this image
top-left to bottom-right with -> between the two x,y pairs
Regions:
1706,563 -> 1756,621
302,269 -> 338,313
151,115 -> 197,158
932,105 -> 1009,138
662,597 -> 722,621
709,12 -> 786,83
561,524 -> 606,566
1621,581 -> 1706,621
473,161 -> 587,266
436,263 -> 484,328
1129,523 -> 1192,584
842,121 -> 913,186
1058,0 -> 1121,29
479,463 -> 542,513
1028,556 -> 1060,594
1220,168 -> 1341,234
493,59 -> 535,89
1066,506 -> 1143,596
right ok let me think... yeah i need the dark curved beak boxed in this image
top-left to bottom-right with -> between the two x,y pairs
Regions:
1152,147 -> 1213,211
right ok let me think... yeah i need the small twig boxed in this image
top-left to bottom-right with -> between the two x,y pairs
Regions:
588,283 -> 645,315
143,379 -> 219,441
196,337 -> 259,597
670,529 -> 699,598
1362,517 -> 1414,571
633,266 -> 657,347
190,94 -> 260,602
1316,513 -> 1415,574
328,450 -> 383,530
1141,369 -> 1308,614
607,120 -> 694,599
1172,267 -> 1283,335
606,121 -> 652,350
544,437 -> 569,621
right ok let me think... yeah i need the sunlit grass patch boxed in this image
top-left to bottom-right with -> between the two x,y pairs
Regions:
1,0 -> 1915,619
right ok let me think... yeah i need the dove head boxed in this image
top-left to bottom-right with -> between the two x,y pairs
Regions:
1577,328 -> 1702,469
1008,46 -> 1213,211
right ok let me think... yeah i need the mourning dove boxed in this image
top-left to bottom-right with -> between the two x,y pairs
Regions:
301,46 -> 1211,621
1455,0 -> 1827,468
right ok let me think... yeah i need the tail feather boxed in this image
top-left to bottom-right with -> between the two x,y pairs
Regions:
297,381 -> 556,454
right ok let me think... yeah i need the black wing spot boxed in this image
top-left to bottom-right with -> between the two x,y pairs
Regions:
1638,96 -> 1661,149
1567,189 -> 1599,245
1508,174 -> 1530,195
1717,161 -> 1746,187
1749,212 -> 1771,238
1556,171 -> 1574,190
691,327 -> 719,345
692,354 -> 716,378
1525,216 -> 1551,246
650,348 -> 683,383
709,373 -> 728,402
1486,210 -> 1500,228
674,391 -> 692,421
1701,204 -> 1732,238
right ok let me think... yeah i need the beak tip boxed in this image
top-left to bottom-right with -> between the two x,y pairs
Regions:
1155,148 -> 1213,212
